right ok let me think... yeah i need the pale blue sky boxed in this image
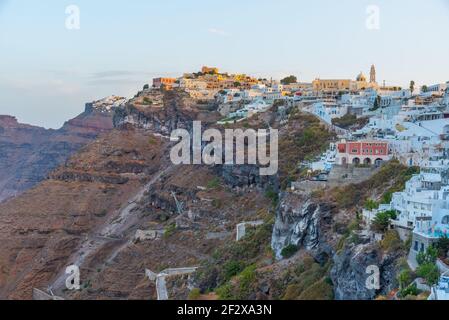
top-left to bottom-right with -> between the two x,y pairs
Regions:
0,0 -> 448,128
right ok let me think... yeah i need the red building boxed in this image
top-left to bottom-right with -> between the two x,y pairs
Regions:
337,140 -> 390,166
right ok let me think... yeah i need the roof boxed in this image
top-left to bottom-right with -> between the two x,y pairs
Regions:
419,118 -> 449,135
421,173 -> 442,183
397,122 -> 437,138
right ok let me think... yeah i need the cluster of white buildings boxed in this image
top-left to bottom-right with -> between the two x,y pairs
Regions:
216,83 -> 287,105
349,82 -> 449,295
85,95 -> 128,113
226,99 -> 271,120
215,83 -> 290,122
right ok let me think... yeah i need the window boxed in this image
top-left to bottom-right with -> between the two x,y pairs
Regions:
442,215 -> 449,225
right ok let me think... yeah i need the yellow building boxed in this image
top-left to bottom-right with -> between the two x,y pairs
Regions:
313,70 -> 378,93
312,79 -> 355,92
202,66 -> 219,74
312,65 -> 379,93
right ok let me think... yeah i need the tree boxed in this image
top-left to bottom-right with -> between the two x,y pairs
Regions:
436,235 -> 449,258
409,81 -> 415,94
371,210 -> 397,232
143,84 -> 149,90
398,269 -> 412,290
280,75 -> 298,85
370,95 -> 381,111
364,198 -> 379,210
417,263 -> 440,286
422,85 -> 428,93
416,246 -> 440,286
416,246 -> 438,265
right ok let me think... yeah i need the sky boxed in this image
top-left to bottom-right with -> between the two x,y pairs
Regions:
0,0 -> 449,128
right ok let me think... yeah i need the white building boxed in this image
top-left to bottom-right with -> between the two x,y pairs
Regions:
312,100 -> 348,124
388,171 -> 445,231
228,99 -> 271,119
428,275 -> 449,300
424,83 -> 448,95
309,143 -> 337,172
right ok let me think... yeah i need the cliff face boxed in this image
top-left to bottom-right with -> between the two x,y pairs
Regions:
271,191 -> 334,262
330,243 -> 401,300
0,108 -> 114,203
113,90 -> 220,135
0,128 -> 167,299
0,90 -> 272,300
0,87 -> 406,300
269,161 -> 414,300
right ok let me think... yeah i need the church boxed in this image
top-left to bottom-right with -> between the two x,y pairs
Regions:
312,65 -> 379,93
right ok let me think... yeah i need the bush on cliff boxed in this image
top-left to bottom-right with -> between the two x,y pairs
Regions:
380,230 -> 402,252
282,257 -> 333,300
278,112 -> 335,189
416,246 -> 440,286
331,160 -> 419,210
281,244 -> 298,259
195,221 -> 273,293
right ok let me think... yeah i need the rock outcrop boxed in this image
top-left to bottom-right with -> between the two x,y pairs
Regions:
0,106 -> 114,203
271,191 -> 334,262
330,243 -> 400,300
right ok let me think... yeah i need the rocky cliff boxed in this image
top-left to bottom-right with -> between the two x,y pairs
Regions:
0,106 -> 114,203
330,243 -> 401,300
269,161 -> 414,300
0,88 -> 409,300
271,191 -> 334,262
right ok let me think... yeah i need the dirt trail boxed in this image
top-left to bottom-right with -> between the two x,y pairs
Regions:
49,166 -> 173,296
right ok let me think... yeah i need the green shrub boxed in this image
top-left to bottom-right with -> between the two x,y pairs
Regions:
216,283 -> 233,300
415,246 -> 439,286
298,278 -> 334,300
398,269 -> 413,290
381,192 -> 393,204
416,246 -> 438,265
381,230 -> 402,252
207,177 -> 221,189
238,265 -> 257,298
399,283 -> 419,298
223,260 -> 245,281
265,187 -> 279,207
188,288 -> 201,300
281,244 -> 298,259
416,263 -> 440,286
216,265 -> 257,300
164,223 -> 177,238
195,222 -> 274,293
436,235 -> 449,258
277,254 -> 334,300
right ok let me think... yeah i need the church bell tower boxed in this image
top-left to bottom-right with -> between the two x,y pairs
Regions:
370,65 -> 376,83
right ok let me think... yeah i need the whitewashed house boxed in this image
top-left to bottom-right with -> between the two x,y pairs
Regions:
312,100 -> 348,124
